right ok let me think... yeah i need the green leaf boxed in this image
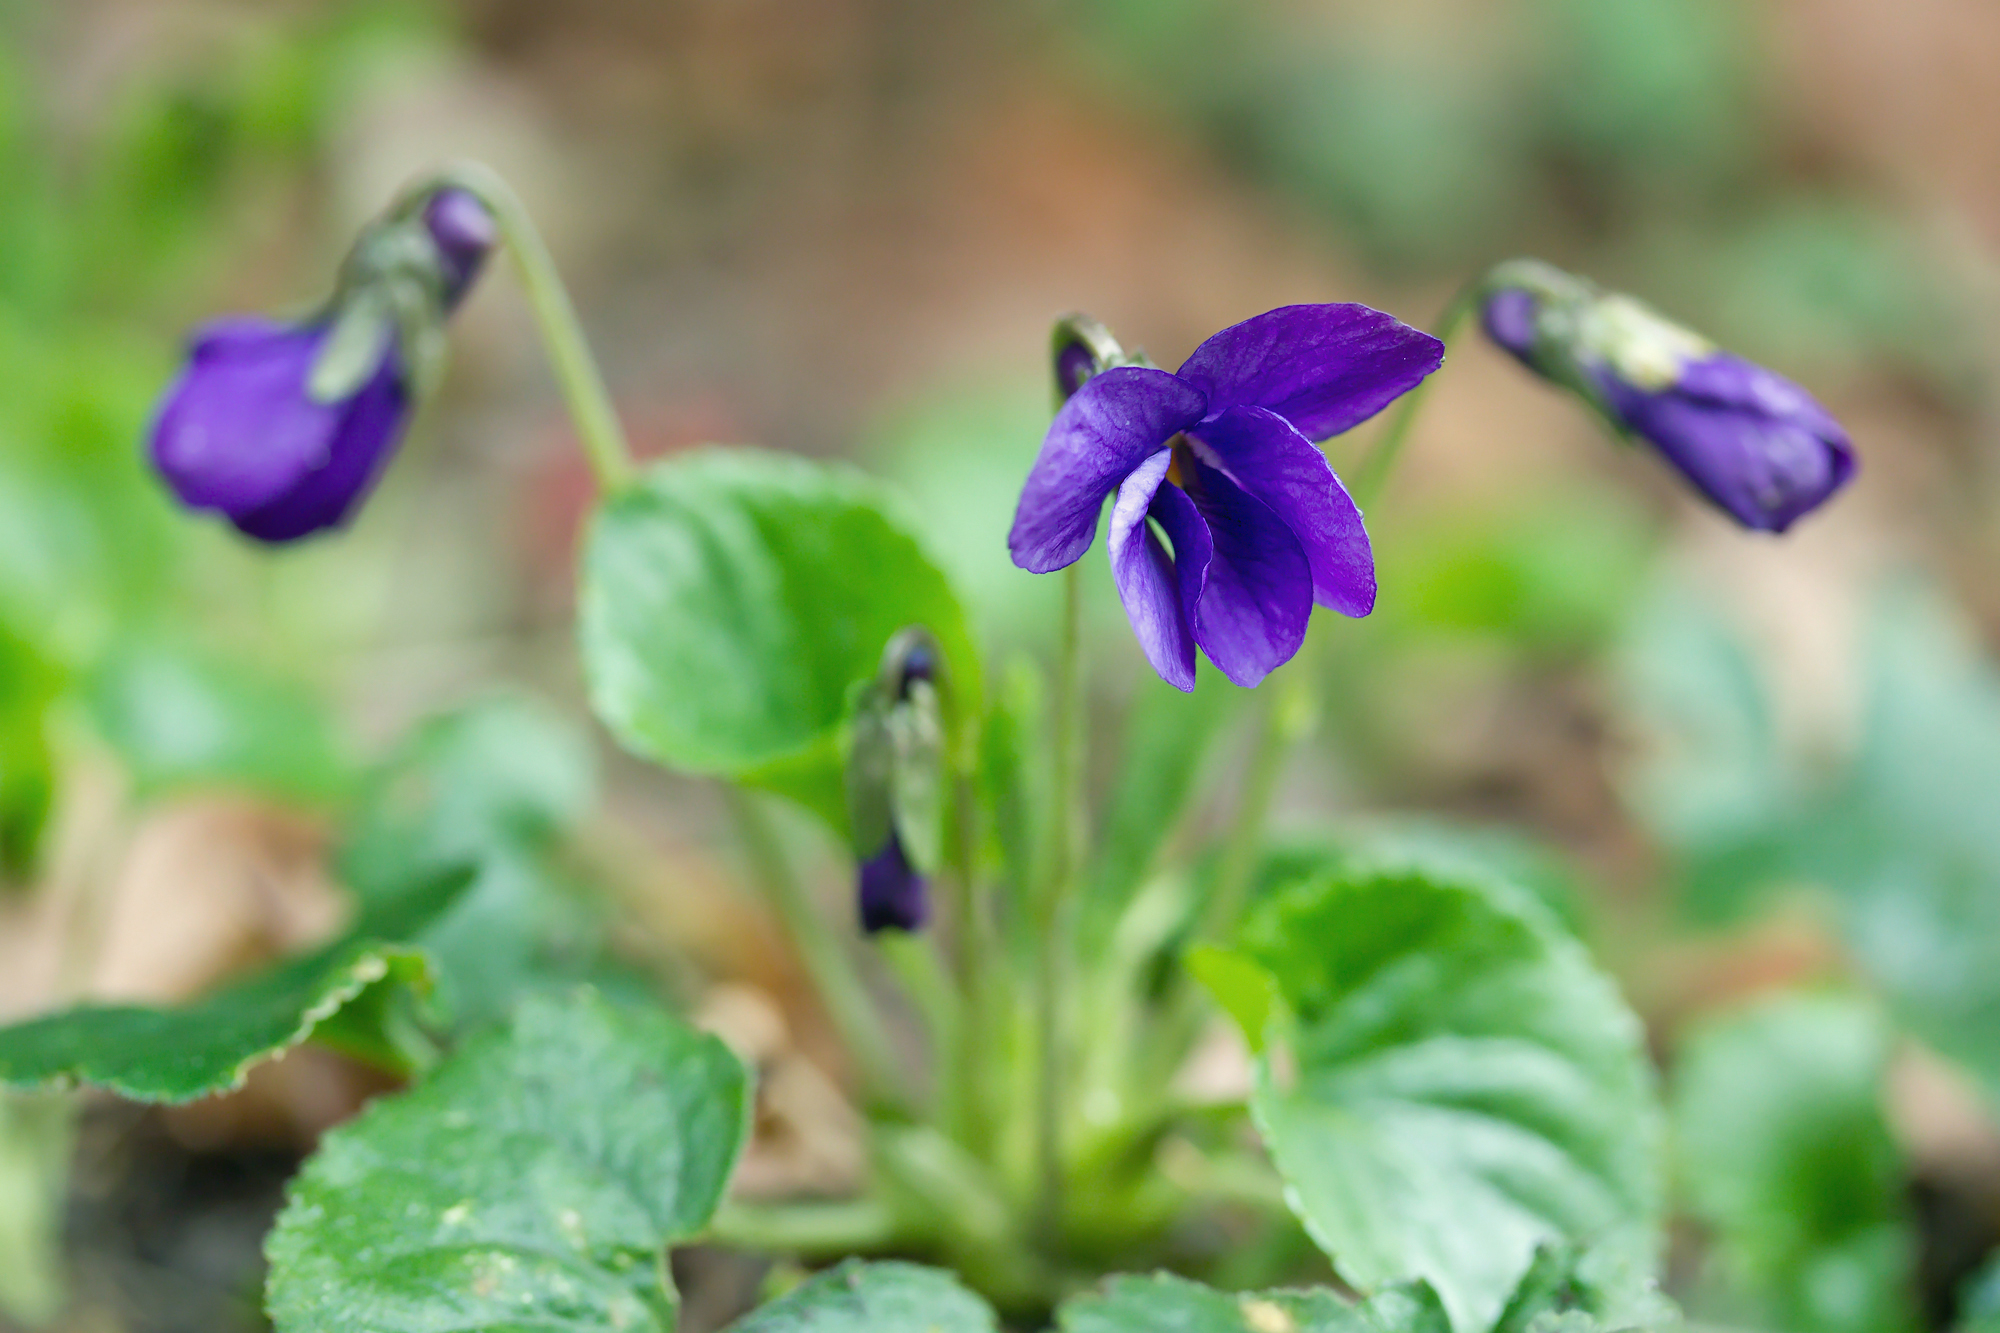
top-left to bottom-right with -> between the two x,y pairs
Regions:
1671,992 -> 1915,1333
0,1092 -> 71,1326
579,449 -> 980,835
0,619 -> 61,880
1058,1271 -> 1451,1333
1232,866 -> 1663,1333
86,639 -> 351,804
0,937 -> 429,1103
728,1261 -> 998,1333
1186,945 -> 1279,1056
264,989 -> 751,1333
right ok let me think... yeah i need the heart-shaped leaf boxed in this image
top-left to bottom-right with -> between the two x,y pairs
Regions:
579,449 -> 979,836
264,989 -> 750,1333
1208,864 -> 1663,1333
729,1261 -> 998,1333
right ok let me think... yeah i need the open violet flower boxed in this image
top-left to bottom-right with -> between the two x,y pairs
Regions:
149,187 -> 497,544
1009,305 -> 1442,691
1479,259 -> 1855,534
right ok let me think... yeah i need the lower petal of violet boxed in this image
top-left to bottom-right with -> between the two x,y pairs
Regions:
1191,405 -> 1374,617
858,831 -> 928,934
1107,451 -> 1198,692
1177,455 -> 1313,689
230,354 -> 411,543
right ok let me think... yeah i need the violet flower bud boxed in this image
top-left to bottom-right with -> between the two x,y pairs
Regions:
845,628 -> 948,935
148,186 -> 497,544
1478,259 -> 1855,534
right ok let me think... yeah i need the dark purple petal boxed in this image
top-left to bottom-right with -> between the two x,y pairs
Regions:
423,188 -> 498,309
1150,479 -> 1214,677
1177,455 -> 1314,688
1008,366 -> 1207,573
1190,406 -> 1375,618
1598,359 -> 1855,533
230,355 -> 411,543
1106,451 -> 1198,691
858,831 -> 928,934
148,317 -> 411,544
1175,303 -> 1443,442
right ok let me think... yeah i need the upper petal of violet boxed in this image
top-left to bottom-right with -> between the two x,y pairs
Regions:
150,318 -> 350,515
1176,453 -> 1313,688
1008,365 -> 1205,573
1107,450 -> 1199,691
1175,303 -> 1443,443
1191,405 -> 1375,618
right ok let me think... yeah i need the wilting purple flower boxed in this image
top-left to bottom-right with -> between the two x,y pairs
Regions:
1009,305 -> 1442,690
149,187 -> 497,544
1480,264 -> 1855,534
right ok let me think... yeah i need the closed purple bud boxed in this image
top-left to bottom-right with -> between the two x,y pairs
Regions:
147,185 -> 498,544
1478,261 -> 1856,534
858,831 -> 928,934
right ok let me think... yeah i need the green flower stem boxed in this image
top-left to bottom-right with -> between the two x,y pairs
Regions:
1035,560 -> 1088,1241
705,1196 -> 904,1258
947,773 -> 993,1142
434,160 -> 636,493
1347,286 -> 1477,509
1198,646 -> 1320,943
877,931 -> 959,1111
723,787 -> 913,1117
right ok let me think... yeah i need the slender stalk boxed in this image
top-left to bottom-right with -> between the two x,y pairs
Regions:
706,1196 -> 903,1258
724,787 -> 913,1116
435,160 -> 636,493
1347,286 -> 1477,508
947,773 -> 990,1142
1198,650 -> 1319,943
1035,561 -> 1087,1241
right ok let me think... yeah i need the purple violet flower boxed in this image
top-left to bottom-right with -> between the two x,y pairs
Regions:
1480,262 -> 1855,534
848,631 -> 943,935
149,187 -> 497,544
1009,305 -> 1443,691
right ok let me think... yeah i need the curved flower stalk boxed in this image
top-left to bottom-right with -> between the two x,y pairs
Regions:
149,188 -> 497,543
1009,305 -> 1442,690
1478,259 -> 1855,533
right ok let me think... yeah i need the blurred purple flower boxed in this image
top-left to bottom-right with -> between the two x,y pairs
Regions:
1009,304 -> 1442,691
858,831 -> 928,934
1481,272 -> 1855,534
148,187 -> 497,544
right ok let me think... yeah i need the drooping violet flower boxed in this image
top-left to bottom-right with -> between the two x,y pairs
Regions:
846,630 -> 946,935
1478,259 -> 1855,533
1010,305 -> 1443,691
149,186 -> 498,544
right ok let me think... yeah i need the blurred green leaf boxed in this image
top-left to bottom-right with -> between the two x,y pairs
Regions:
729,1261 -> 998,1333
86,638 -> 351,803
1228,865 -> 1663,1333
1058,1271 -> 1451,1333
0,939 -> 429,1103
0,621 -> 60,881
339,696 -> 604,1033
580,448 -> 980,837
1672,992 -> 1914,1333
264,989 -> 751,1333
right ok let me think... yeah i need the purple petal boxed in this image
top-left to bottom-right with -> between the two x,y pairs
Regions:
1481,289 -> 1540,361
1106,451 -> 1198,691
1150,480 -> 1214,677
150,319 -> 342,511
1175,304 -> 1443,442
1177,455 -> 1314,688
230,356 -> 411,543
1008,366 -> 1205,573
1600,364 -> 1854,534
858,832 -> 928,934
423,188 -> 498,308
1191,406 -> 1375,617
